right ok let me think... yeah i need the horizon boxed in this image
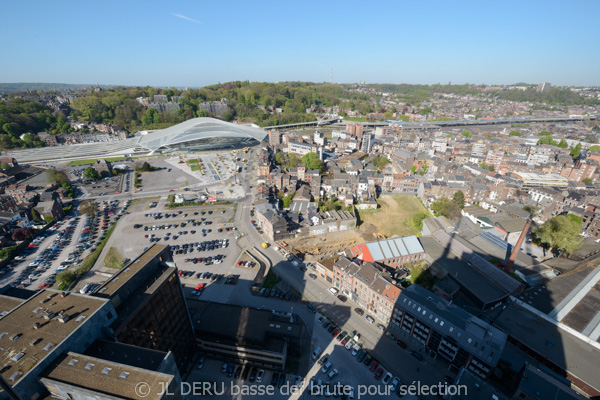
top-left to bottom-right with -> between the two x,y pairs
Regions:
1,80 -> 598,90
1,0 -> 599,87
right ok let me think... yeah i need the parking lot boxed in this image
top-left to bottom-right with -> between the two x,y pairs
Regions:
184,309 -> 405,399
0,217 -> 85,290
81,198 -> 252,297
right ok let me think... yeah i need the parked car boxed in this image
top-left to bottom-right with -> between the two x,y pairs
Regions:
354,308 -> 364,316
369,360 -> 378,372
256,369 -> 265,383
374,367 -> 384,380
382,372 -> 393,385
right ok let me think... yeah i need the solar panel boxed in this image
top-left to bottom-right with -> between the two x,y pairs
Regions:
479,232 -> 513,253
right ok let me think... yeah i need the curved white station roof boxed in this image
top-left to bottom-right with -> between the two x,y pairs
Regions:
6,118 -> 267,162
135,118 -> 267,152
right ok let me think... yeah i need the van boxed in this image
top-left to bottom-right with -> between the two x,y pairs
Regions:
312,346 -> 321,360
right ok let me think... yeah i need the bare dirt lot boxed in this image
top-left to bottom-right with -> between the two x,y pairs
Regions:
286,195 -> 430,261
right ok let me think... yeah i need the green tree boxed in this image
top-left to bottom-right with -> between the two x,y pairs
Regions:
375,155 -> 390,170
301,152 -> 322,172
431,197 -> 461,220
452,191 -> 465,209
288,153 -> 301,169
582,178 -> 593,183
533,215 -> 582,254
0,162 -> 9,169
523,205 -> 539,216
480,162 -> 495,172
31,208 -> 44,223
537,136 -> 558,146
275,152 -> 285,165
570,143 -> 582,158
462,130 -> 473,138
509,131 -> 521,137
557,139 -> 569,148
83,166 -> 100,179
538,130 -> 552,136
410,165 -> 417,174
79,200 -> 97,218
588,145 -> 600,152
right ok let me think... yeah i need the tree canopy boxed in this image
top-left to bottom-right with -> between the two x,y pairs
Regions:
301,152 -> 322,172
83,166 -> 100,180
431,196 -> 462,220
570,143 -> 582,158
533,215 -> 582,254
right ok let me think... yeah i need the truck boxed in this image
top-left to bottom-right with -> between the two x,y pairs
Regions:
261,242 -> 269,249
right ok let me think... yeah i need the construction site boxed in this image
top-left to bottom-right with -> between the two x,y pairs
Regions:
285,195 -> 430,262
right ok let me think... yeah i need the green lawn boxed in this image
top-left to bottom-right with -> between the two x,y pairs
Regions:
68,156 -> 127,166
104,247 -> 124,269
262,270 -> 282,289
357,195 -> 431,238
190,164 -> 201,171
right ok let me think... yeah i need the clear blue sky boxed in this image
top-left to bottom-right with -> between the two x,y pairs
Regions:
1,0 -> 599,87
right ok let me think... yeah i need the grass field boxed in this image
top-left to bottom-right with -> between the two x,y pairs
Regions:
190,164 -> 201,171
357,195 -> 431,238
104,247 -> 124,269
68,156 -> 127,166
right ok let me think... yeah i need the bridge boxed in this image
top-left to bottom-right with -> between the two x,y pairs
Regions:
262,115 -> 597,131
262,117 -> 342,130
331,115 -> 598,129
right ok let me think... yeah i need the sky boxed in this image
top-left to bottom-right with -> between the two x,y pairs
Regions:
1,0 -> 599,87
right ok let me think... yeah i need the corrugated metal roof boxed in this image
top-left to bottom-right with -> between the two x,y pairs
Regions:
403,236 -> 424,254
388,240 -> 400,257
379,241 -> 394,259
392,238 -> 408,256
366,242 -> 385,261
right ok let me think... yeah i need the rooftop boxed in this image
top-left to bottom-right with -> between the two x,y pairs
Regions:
492,300 -> 600,393
94,244 -> 167,299
41,351 -> 174,400
190,301 -> 302,351
0,289 -> 109,385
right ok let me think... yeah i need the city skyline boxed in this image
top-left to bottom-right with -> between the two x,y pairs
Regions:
1,0 -> 599,87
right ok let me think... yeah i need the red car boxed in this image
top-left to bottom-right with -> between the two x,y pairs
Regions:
332,328 -> 340,338
38,283 -> 50,289
369,360 -> 378,372
341,336 -> 350,346
374,367 -> 383,380
178,270 -> 184,276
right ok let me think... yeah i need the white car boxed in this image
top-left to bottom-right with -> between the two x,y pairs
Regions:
328,287 -> 339,295
390,377 -> 400,392
382,372 -> 393,385
345,340 -> 354,350
352,343 -> 361,356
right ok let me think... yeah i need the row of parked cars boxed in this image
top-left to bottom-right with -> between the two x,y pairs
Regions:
185,254 -> 226,265
12,218 -> 82,288
258,287 -> 301,302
